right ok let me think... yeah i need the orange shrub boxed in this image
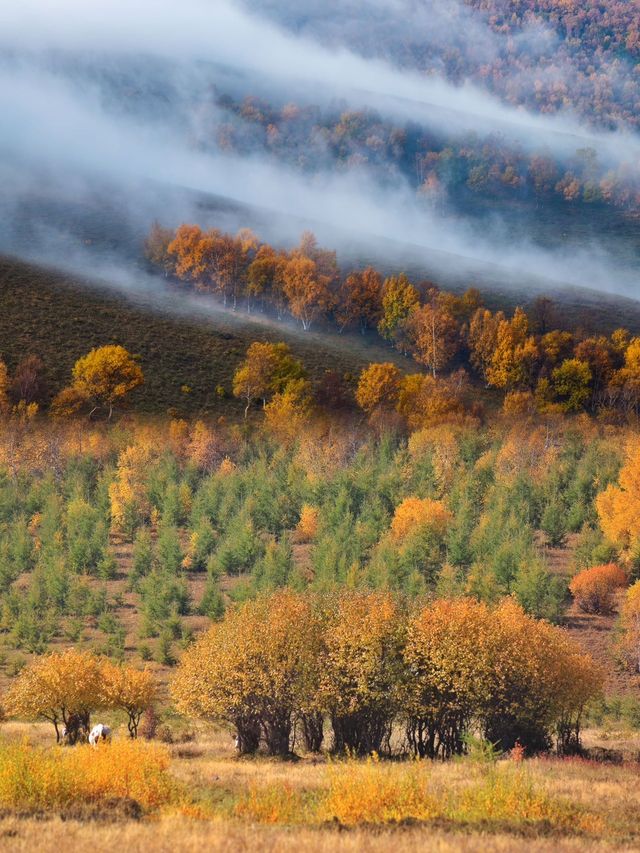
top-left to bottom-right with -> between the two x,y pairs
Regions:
569,563 -> 627,614
390,497 -> 452,542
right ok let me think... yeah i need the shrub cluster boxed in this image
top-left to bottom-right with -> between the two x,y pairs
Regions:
569,563 -> 627,614
172,590 -> 602,759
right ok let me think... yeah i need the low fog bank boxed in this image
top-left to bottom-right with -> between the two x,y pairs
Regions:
3,0 -> 640,167
1,1 -> 640,316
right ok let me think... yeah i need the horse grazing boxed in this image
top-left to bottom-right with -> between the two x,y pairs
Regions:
88,723 -> 112,747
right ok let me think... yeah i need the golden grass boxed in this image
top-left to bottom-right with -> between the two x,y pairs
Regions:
0,738 -> 177,813
0,723 -> 638,850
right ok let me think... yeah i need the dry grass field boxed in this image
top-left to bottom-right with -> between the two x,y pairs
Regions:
1,721 -> 640,852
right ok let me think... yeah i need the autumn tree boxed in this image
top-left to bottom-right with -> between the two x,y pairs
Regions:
436,288 -> 482,324
390,497 -> 453,542
109,442 -> 154,537
52,345 -> 144,419
551,359 -> 592,412
486,308 -> 539,391
335,267 -> 382,333
264,378 -> 313,446
404,303 -> 460,376
320,591 -> 404,756
167,224 -> 207,282
468,308 -> 505,383
4,649 -> 104,742
596,440 -> 640,553
171,590 -> 323,756
482,599 -> 602,753
540,330 -> 574,367
396,372 -> 468,430
404,598 -> 493,758
282,255 -> 333,330
232,341 -> 305,418
101,661 -> 157,738
608,337 -> 640,414
574,336 -> 615,399
355,362 -> 402,414
144,221 -> 175,276
377,274 -> 420,342
247,244 -> 287,313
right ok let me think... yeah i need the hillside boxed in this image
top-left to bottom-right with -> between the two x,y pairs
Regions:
0,254 -> 409,416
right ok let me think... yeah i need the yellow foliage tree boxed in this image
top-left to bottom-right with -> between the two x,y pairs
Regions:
396,372 -> 468,430
101,662 -> 157,738
172,590 -> 322,756
486,308 -> 539,391
52,345 -> 143,419
263,378 -> 313,446
390,497 -> 453,542
109,443 -> 153,537
295,504 -> 320,543
319,591 -> 404,756
596,440 -> 640,552
404,598 -> 494,758
355,363 -> 402,414
468,308 -> 505,383
232,342 -> 305,418
4,649 -> 104,742
377,274 -> 419,342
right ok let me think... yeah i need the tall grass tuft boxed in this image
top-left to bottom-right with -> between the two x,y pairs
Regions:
0,738 -> 177,813
320,754 -> 438,825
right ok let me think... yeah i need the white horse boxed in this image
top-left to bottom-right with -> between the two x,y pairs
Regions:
88,723 -> 112,747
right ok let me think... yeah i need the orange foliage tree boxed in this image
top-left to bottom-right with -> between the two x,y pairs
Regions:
335,267 -> 382,333
390,497 -> 453,542
355,363 -> 402,414
569,563 -> 627,614
282,255 -> 333,330
396,372 -> 468,430
404,303 -> 460,377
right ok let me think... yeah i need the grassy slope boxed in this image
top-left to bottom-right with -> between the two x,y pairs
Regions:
0,255 -> 408,417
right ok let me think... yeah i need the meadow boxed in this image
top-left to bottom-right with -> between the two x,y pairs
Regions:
1,721 -> 640,851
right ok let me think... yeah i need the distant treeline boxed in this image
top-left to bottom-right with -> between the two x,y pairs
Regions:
146,222 -> 640,419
